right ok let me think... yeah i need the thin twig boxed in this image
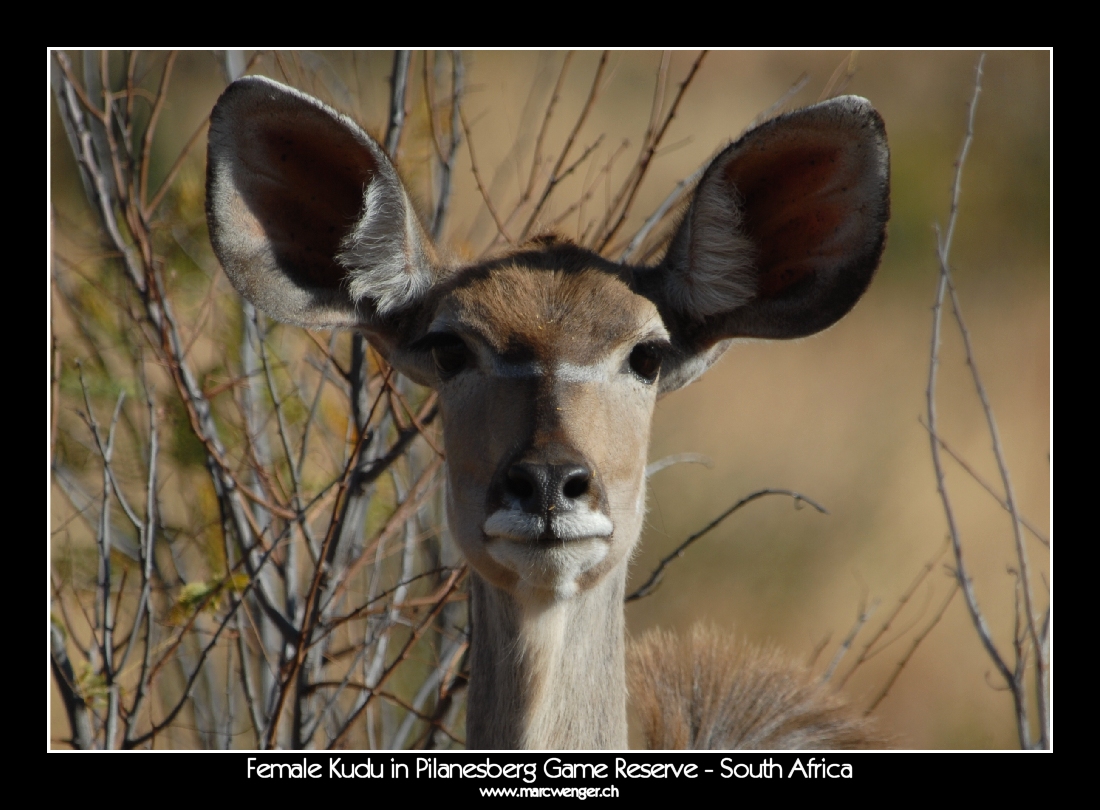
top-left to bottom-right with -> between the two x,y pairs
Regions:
919,418 -> 1048,546
619,163 -> 705,262
745,73 -> 811,131
837,539 -> 950,688
431,52 -> 464,242
626,488 -> 827,602
865,584 -> 958,714
124,546 -> 277,748
327,569 -> 464,749
459,105 -> 514,244
943,259 -> 1045,714
138,52 -> 177,214
296,331 -> 340,481
548,138 -> 631,234
388,633 -> 468,749
323,566 -> 461,637
926,54 -> 1032,748
520,52 -> 609,241
596,51 -> 706,252
821,597 -> 879,682
524,52 -> 574,204
323,454 -> 445,615
818,52 -> 857,102
384,51 -> 411,159
645,452 -> 712,478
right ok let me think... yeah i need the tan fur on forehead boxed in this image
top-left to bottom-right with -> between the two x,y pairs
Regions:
440,250 -> 655,364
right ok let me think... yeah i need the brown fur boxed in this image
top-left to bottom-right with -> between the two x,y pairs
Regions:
628,625 -> 880,749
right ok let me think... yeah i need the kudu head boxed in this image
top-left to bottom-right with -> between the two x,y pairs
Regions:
206,76 -> 889,607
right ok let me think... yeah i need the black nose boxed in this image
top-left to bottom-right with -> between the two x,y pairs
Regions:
505,462 -> 592,514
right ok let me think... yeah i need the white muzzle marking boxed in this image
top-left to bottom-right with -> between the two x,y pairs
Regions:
483,508 -> 613,541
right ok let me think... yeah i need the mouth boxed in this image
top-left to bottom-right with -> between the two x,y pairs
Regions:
483,508 -> 613,542
481,507 -> 614,596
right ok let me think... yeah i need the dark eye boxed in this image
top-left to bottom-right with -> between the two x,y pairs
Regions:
429,336 -> 471,378
628,343 -> 662,384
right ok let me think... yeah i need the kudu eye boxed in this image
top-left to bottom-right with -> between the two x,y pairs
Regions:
628,343 -> 662,384
414,333 -> 472,379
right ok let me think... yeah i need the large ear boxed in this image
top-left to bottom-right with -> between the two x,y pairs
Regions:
639,95 -> 889,393
206,76 -> 440,335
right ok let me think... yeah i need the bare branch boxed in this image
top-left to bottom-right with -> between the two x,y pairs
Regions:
138,52 -> 177,213
942,260 -> 1045,708
866,584 -> 958,714
459,106 -> 514,245
384,51 -> 411,158
745,72 -> 811,131
389,634 -> 468,749
431,52 -> 464,242
595,51 -> 706,252
818,51 -> 858,101
926,54 -> 1044,749
821,597 -> 879,682
838,539 -> 950,688
626,488 -> 827,602
520,52 -> 609,241
124,550 -> 276,748
523,52 -> 574,205
50,621 -> 94,749
327,569 -> 464,749
323,454 -> 445,616
919,418 -> 1048,546
645,453 -> 712,478
618,162 -> 704,262
118,392 -> 158,690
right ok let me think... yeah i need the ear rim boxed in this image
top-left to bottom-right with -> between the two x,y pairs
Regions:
644,94 -> 890,394
205,75 -> 438,334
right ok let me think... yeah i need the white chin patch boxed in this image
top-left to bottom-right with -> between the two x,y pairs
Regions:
483,508 -> 613,597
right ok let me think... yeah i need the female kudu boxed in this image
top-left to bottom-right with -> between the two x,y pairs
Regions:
205,74 -> 889,749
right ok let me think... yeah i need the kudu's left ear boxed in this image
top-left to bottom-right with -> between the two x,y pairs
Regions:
639,96 -> 890,394
206,76 -> 441,364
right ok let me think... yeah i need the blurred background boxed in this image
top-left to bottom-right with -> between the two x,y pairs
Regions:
50,50 -> 1050,749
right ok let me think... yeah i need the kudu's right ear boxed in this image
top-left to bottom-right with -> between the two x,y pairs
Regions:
206,76 -> 440,344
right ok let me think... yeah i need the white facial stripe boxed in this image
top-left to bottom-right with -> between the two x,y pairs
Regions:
484,507 -> 613,541
481,358 -> 614,382
553,360 -> 617,384
639,315 -> 671,343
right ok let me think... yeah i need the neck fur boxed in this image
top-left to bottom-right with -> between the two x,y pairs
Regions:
466,567 -> 627,749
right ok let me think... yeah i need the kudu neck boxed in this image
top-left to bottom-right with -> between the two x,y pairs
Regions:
466,567 -> 628,749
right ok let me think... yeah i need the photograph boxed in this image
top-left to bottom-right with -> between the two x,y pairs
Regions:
49,49 -> 1050,755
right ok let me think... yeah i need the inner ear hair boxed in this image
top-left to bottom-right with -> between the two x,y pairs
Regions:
206,76 -> 439,332
655,95 -> 890,352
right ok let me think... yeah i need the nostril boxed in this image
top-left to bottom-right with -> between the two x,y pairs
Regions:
506,468 -> 536,500
561,469 -> 590,500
